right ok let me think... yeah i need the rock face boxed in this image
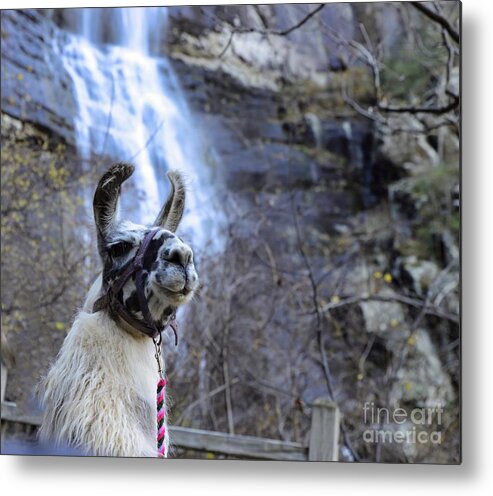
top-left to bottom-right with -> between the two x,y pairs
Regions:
164,3 -> 411,93
1,10 -> 77,144
166,4 -> 356,90
394,329 -> 454,406
360,299 -> 405,334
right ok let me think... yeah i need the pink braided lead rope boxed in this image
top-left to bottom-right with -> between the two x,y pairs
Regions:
156,377 -> 167,458
153,336 -> 167,458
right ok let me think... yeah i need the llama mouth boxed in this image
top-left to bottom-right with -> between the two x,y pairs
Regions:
153,272 -> 196,302
157,285 -> 192,299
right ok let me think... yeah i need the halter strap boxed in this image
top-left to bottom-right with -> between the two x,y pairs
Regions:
92,228 -> 178,343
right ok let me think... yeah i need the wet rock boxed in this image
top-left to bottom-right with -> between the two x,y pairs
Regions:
446,66 -> 459,97
0,112 -> 23,135
360,298 -> 405,334
1,9 -> 77,144
397,256 -> 439,298
441,229 -> 459,266
168,27 -> 330,91
377,114 -> 441,169
329,55 -> 347,72
451,183 -> 460,209
166,3 -> 356,90
392,329 -> 454,406
388,177 -> 429,223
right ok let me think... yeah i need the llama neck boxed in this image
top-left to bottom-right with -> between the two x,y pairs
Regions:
83,273 -> 105,312
91,311 -> 159,387
40,308 -> 164,456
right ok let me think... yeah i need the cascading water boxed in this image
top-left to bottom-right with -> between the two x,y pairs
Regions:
54,7 -> 221,251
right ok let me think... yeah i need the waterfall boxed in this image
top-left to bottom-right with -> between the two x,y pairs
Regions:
54,7 -> 221,251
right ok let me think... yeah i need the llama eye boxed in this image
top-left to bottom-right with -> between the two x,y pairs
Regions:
107,241 -> 134,258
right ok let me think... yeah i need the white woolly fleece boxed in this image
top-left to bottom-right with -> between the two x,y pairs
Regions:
39,277 -> 168,457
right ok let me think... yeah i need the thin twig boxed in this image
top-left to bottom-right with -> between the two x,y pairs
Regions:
411,1 -> 460,43
218,4 -> 325,57
175,378 -> 239,425
277,4 -> 325,36
291,193 -> 360,461
318,293 -> 459,325
127,119 -> 165,162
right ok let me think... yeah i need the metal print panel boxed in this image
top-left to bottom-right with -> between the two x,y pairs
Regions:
0,1 -> 461,464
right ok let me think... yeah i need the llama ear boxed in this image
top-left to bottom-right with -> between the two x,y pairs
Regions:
154,170 -> 185,232
93,163 -> 134,251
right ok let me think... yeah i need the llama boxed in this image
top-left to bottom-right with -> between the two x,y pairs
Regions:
39,163 -> 199,457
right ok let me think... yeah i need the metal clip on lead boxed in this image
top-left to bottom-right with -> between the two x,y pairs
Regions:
153,334 -> 165,380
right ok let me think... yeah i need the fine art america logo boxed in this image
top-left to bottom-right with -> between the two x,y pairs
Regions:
362,402 -> 443,445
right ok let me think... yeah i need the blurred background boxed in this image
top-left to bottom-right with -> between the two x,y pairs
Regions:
1,2 -> 459,463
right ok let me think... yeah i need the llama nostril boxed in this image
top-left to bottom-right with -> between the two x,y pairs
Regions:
165,249 -> 181,266
164,246 -> 191,267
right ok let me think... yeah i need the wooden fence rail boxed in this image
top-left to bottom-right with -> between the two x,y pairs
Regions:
1,391 -> 339,461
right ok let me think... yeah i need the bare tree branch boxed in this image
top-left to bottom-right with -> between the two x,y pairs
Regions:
411,1 -> 460,43
175,378 -> 239,425
378,95 -> 459,115
318,293 -> 459,325
218,4 -> 325,58
291,194 -> 360,462
277,4 -> 325,36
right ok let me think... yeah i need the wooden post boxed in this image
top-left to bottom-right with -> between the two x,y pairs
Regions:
1,363 -> 7,403
308,397 -> 340,461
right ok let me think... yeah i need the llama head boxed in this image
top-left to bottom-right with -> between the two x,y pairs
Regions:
93,163 -> 199,324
